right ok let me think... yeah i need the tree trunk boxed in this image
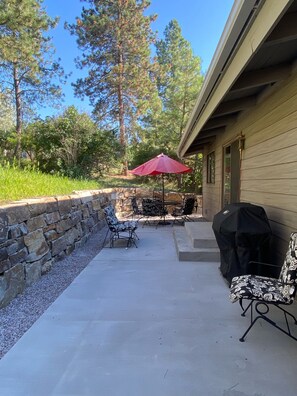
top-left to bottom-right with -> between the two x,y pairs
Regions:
118,84 -> 128,175
117,23 -> 128,176
13,65 -> 22,161
179,88 -> 187,139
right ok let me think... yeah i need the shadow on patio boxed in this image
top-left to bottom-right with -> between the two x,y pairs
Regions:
0,224 -> 296,396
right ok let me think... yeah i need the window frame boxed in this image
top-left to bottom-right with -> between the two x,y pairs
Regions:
207,151 -> 215,184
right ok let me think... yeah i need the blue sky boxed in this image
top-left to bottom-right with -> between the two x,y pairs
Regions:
41,0 -> 234,118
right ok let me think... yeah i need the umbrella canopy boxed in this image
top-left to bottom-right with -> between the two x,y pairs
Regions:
130,153 -> 191,176
131,153 -> 192,225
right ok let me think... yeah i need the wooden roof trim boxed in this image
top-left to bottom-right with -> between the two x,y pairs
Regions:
212,95 -> 257,117
231,63 -> 292,92
265,11 -> 297,46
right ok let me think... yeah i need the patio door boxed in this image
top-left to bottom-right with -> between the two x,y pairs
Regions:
222,140 -> 240,205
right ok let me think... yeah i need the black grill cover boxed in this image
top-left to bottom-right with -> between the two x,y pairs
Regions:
212,203 -> 272,285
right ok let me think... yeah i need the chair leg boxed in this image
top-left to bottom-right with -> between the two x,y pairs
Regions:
239,299 -> 253,317
127,231 -> 138,248
239,301 -> 297,342
142,217 -> 152,227
102,228 -> 112,248
111,231 -> 119,248
171,217 -> 179,226
126,229 -> 138,247
132,230 -> 139,240
277,304 -> 297,324
171,216 -> 183,226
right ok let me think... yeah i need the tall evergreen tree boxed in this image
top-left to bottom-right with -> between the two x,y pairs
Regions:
132,20 -> 204,191
0,0 -> 65,159
155,19 -> 203,149
66,0 -> 158,174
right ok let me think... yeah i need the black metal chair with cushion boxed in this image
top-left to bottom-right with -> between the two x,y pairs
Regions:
142,198 -> 168,226
171,197 -> 195,224
230,232 -> 297,342
103,205 -> 138,247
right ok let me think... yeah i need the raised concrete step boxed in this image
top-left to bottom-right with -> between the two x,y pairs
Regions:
173,226 -> 220,262
185,222 -> 218,248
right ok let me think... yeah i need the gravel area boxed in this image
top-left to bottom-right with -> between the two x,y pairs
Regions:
0,226 -> 108,359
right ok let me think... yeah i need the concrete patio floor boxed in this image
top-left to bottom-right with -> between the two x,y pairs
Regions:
0,225 -> 297,395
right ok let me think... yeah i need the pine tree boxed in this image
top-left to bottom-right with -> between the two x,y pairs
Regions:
67,0 -> 158,174
155,19 -> 203,149
0,0 -> 65,159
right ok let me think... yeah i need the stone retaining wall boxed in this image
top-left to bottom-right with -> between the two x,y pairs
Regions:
115,187 -> 202,216
0,187 -> 202,308
0,189 -> 118,308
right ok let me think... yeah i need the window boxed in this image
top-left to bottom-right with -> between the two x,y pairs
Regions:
223,146 -> 231,205
207,151 -> 215,184
223,141 -> 240,205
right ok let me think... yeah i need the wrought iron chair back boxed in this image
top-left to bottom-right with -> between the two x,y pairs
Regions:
171,197 -> 195,224
183,197 -> 196,215
103,205 -> 138,247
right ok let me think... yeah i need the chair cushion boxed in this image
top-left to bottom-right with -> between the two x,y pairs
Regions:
109,223 -> 129,232
122,220 -> 138,230
104,205 -> 115,217
230,274 -> 295,304
104,206 -> 118,225
104,206 -> 138,232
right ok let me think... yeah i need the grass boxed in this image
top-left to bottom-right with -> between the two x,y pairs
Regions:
0,165 -> 181,204
0,165 -> 99,203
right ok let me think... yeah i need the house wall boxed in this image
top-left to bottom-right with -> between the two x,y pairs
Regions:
202,70 -> 297,262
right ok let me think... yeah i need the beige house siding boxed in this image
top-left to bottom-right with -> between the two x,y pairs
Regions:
203,70 -> 297,262
203,144 -> 222,220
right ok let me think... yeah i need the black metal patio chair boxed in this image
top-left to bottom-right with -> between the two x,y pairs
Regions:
103,205 -> 138,248
171,197 -> 195,224
142,198 -> 168,227
230,232 -> 297,342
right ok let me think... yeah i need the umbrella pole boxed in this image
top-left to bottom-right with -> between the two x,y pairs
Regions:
162,173 -> 165,210
159,173 -> 170,225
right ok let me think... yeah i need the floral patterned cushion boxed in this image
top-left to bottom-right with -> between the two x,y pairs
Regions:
104,205 -> 117,223
122,220 -> 138,230
230,274 -> 294,303
230,232 -> 297,304
104,206 -> 137,232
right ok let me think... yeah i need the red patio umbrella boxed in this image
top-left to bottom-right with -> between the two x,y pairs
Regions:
130,153 -> 191,205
